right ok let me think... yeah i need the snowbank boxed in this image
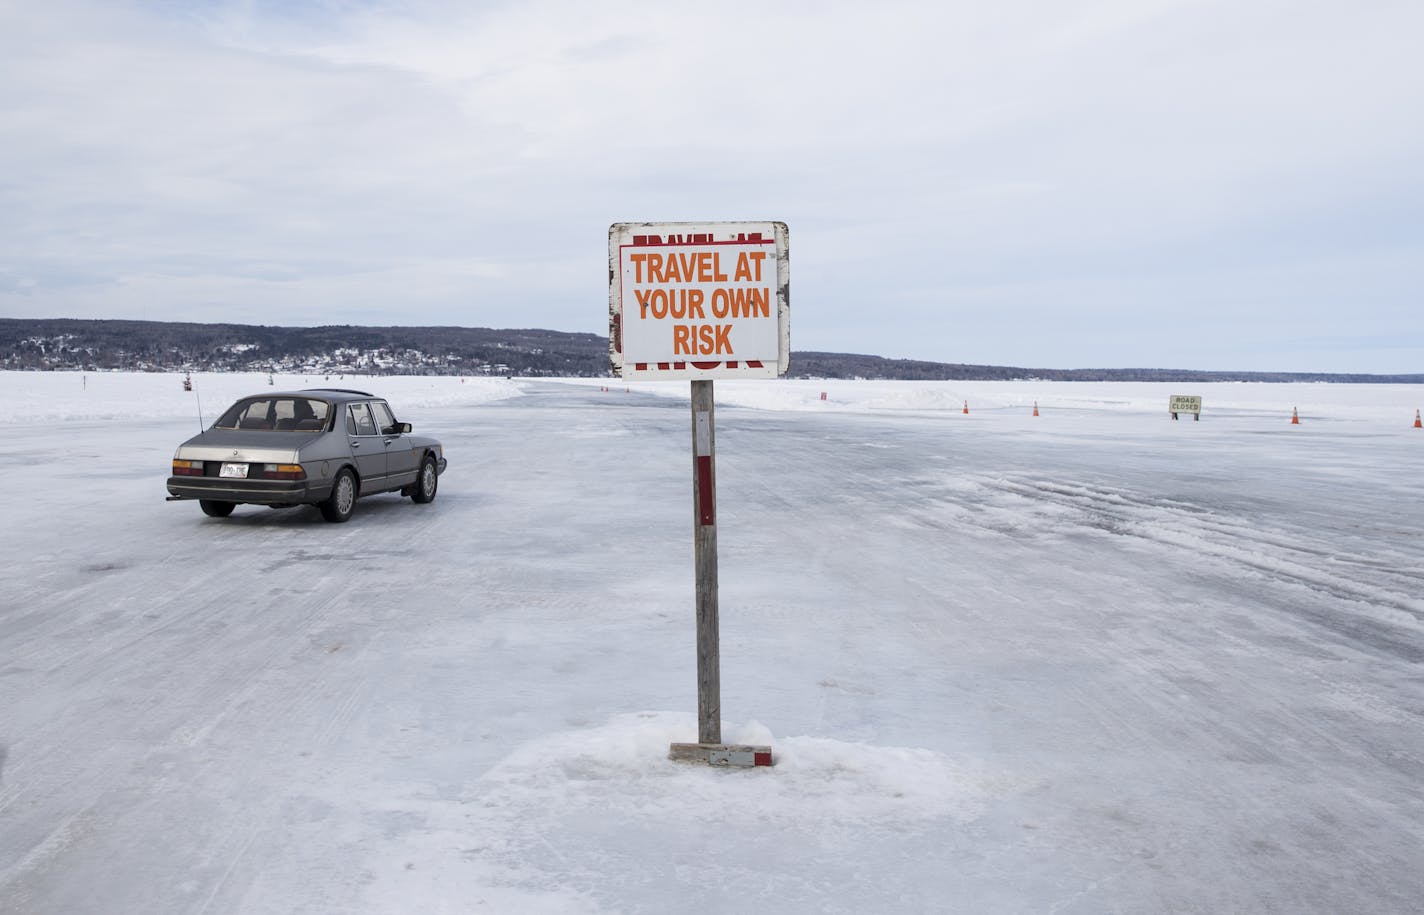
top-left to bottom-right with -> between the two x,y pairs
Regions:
10,371 -> 1420,428
2,371 -> 523,425
564,377 -> 1424,427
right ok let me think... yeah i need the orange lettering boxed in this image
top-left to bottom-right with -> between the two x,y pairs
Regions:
722,288 -> 770,318
663,252 -> 683,283
672,324 -> 691,354
748,251 -> 766,281
704,288 -> 770,320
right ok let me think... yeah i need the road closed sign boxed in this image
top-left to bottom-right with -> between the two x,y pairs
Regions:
1169,395 -> 1202,414
609,221 -> 789,379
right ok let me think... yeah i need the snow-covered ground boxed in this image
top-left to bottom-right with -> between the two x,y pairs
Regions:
1,371 -> 1421,913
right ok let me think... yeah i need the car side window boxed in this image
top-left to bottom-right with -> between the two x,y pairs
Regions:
235,400 -> 272,430
347,403 -> 377,436
371,401 -> 397,435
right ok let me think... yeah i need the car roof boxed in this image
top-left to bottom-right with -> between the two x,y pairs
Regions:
256,388 -> 379,403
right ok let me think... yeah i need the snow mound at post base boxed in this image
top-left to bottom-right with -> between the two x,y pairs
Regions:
364,712 -> 1027,912
479,711 -> 1012,823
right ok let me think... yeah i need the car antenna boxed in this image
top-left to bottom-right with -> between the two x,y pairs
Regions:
194,388 -> 205,430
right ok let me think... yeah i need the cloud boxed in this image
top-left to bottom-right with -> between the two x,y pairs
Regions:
2,0 -> 1421,371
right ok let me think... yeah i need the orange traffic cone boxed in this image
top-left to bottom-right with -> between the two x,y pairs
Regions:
1032,401 -> 1039,417
963,400 -> 969,415
1291,406 -> 1300,425
1414,409 -> 1421,428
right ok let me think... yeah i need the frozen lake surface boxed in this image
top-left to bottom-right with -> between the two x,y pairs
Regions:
1,372 -> 1421,913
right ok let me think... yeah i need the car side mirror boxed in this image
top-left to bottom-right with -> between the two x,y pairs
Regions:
386,422 -> 412,434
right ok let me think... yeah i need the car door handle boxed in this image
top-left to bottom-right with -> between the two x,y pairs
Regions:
350,440 -> 361,448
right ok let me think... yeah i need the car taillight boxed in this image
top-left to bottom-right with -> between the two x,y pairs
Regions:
262,464 -> 306,480
172,459 -> 204,476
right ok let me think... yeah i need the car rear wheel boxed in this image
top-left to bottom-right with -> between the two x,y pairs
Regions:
411,455 -> 438,504
199,499 -> 235,518
320,469 -> 357,523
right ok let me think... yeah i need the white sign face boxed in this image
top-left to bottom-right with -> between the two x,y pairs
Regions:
1169,395 -> 1202,414
609,221 -> 789,379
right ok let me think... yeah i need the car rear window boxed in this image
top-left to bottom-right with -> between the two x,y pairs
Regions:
215,397 -> 331,431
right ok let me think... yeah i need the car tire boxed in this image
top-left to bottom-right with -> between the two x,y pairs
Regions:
199,499 -> 235,518
320,468 -> 357,523
411,455 -> 438,504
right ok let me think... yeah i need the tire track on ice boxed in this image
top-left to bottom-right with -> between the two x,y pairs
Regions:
980,476 -> 1424,623
903,473 -> 1424,664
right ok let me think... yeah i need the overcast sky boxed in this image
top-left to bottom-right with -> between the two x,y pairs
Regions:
2,0 -> 1421,372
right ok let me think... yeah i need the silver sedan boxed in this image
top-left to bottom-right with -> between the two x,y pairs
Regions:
166,388 -> 447,522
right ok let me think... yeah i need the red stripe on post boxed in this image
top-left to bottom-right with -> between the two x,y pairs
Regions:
696,455 -> 714,526
754,751 -> 772,766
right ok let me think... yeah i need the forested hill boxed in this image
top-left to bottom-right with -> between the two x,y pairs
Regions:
0,319 -> 608,377
2,318 -> 1420,383
789,352 -> 1424,383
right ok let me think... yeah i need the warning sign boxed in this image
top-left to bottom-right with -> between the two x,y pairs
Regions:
1169,395 -> 1202,414
609,221 -> 789,379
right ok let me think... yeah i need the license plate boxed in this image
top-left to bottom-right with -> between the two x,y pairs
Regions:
220,462 -> 249,478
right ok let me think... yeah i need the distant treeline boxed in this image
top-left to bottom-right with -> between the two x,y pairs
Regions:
2,318 -> 1420,383
0,318 -> 608,377
790,351 -> 1424,384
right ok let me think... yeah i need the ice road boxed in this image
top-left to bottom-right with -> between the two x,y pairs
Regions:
1,372 -> 1421,913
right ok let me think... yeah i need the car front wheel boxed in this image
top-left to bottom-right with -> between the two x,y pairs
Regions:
411,455 -> 438,504
199,499 -> 235,518
320,469 -> 357,523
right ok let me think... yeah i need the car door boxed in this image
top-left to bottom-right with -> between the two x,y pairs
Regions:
371,400 -> 419,488
345,402 -> 387,487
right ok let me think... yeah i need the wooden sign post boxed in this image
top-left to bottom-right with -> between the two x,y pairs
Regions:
608,221 -> 789,767
691,379 -> 720,745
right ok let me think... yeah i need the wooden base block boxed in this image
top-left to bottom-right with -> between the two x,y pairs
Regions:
668,743 -> 774,767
